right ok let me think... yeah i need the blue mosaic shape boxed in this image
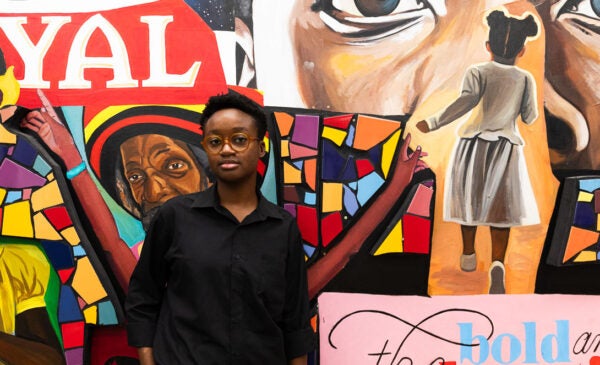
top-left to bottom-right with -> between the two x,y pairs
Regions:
41,240 -> 74,270
0,145 -> 9,161
339,155 -> 357,181
345,124 -> 355,147
343,185 -> 359,216
72,245 -> 86,257
98,300 -> 118,325
33,155 -> 53,177
304,192 -> 316,205
303,244 -> 316,258
368,143 -> 383,168
11,137 -> 38,167
321,140 -> 348,181
357,172 -> 385,206
6,190 -> 21,203
58,285 -> 84,322
574,201 -> 596,230
293,160 -> 304,170
580,179 -> 600,193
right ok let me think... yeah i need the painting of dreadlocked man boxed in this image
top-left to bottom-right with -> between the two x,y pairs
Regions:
0,48 -> 65,365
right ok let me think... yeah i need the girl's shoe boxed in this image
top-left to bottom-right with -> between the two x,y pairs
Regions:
488,261 -> 506,294
460,253 -> 477,272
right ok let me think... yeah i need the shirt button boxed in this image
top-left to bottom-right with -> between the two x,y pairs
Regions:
233,254 -> 241,261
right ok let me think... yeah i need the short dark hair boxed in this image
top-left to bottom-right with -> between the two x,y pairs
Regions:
487,10 -> 538,60
199,92 -> 267,139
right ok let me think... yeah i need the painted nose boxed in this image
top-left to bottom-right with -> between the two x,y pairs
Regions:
144,172 -> 167,203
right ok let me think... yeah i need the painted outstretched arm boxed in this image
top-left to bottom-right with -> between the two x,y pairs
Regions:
307,134 -> 424,299
20,101 -> 136,292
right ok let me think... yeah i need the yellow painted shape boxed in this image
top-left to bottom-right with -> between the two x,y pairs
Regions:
281,140 -> 290,158
83,305 -> 98,324
283,161 -> 302,184
322,183 -> 343,213
263,136 -> 270,153
47,172 -> 55,181
274,112 -> 294,137
382,129 -> 402,178
578,191 -> 594,202
374,219 -> 404,256
573,251 -> 598,263
72,257 -> 108,304
322,126 -> 347,146
354,115 -> 401,150
0,123 -> 16,145
0,66 -> 20,107
31,180 -> 63,212
0,187 -> 6,204
61,226 -> 81,246
33,212 -> 62,240
2,201 -> 34,238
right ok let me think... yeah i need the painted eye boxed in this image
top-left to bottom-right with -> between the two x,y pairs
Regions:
127,172 -> 145,184
331,0 -> 423,17
557,0 -> 600,19
166,161 -> 185,170
312,0 -> 444,42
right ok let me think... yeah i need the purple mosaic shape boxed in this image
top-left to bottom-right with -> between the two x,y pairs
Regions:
291,114 -> 319,149
64,347 -> 83,365
0,158 -> 46,188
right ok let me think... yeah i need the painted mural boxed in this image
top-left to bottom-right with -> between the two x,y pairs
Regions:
0,0 -> 600,364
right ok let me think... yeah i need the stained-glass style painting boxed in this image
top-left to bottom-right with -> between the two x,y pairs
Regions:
269,109 -> 434,264
0,125 -> 120,364
548,176 -> 600,265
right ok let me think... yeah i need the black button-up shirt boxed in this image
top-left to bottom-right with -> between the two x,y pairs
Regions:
126,186 -> 314,364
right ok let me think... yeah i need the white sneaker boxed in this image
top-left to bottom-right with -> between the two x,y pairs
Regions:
488,261 -> 505,294
460,253 -> 477,272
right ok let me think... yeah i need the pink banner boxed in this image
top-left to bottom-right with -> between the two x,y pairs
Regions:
319,292 -> 600,365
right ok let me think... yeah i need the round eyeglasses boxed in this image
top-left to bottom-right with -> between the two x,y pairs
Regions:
202,132 -> 261,154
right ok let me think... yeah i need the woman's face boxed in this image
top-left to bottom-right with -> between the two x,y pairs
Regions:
291,0 -> 491,115
543,0 -> 600,169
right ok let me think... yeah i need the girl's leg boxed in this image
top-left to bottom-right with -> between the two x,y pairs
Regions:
490,226 -> 510,262
489,226 -> 510,294
460,225 -> 477,271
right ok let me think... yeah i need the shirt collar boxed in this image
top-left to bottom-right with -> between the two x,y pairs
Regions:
191,184 -> 284,220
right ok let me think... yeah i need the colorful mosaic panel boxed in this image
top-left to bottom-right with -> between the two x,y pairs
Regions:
0,126 -> 119,365
548,176 -> 600,265
272,111 -> 433,263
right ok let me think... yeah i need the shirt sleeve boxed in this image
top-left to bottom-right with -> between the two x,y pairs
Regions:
281,220 -> 315,360
426,66 -> 482,131
125,207 -> 171,348
520,72 -> 538,124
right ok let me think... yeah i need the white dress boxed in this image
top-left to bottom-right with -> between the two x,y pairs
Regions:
426,61 -> 540,227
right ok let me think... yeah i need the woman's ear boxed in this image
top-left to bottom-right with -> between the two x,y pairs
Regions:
518,46 -> 526,58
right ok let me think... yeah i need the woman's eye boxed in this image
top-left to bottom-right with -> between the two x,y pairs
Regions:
232,136 -> 248,145
207,137 -> 222,146
557,0 -> 600,19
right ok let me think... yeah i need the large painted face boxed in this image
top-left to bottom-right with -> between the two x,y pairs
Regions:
203,108 -> 266,185
542,0 -> 600,169
119,134 -> 203,218
291,0 -> 491,115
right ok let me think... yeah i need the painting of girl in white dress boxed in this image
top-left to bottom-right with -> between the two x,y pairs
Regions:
417,8 -> 540,294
